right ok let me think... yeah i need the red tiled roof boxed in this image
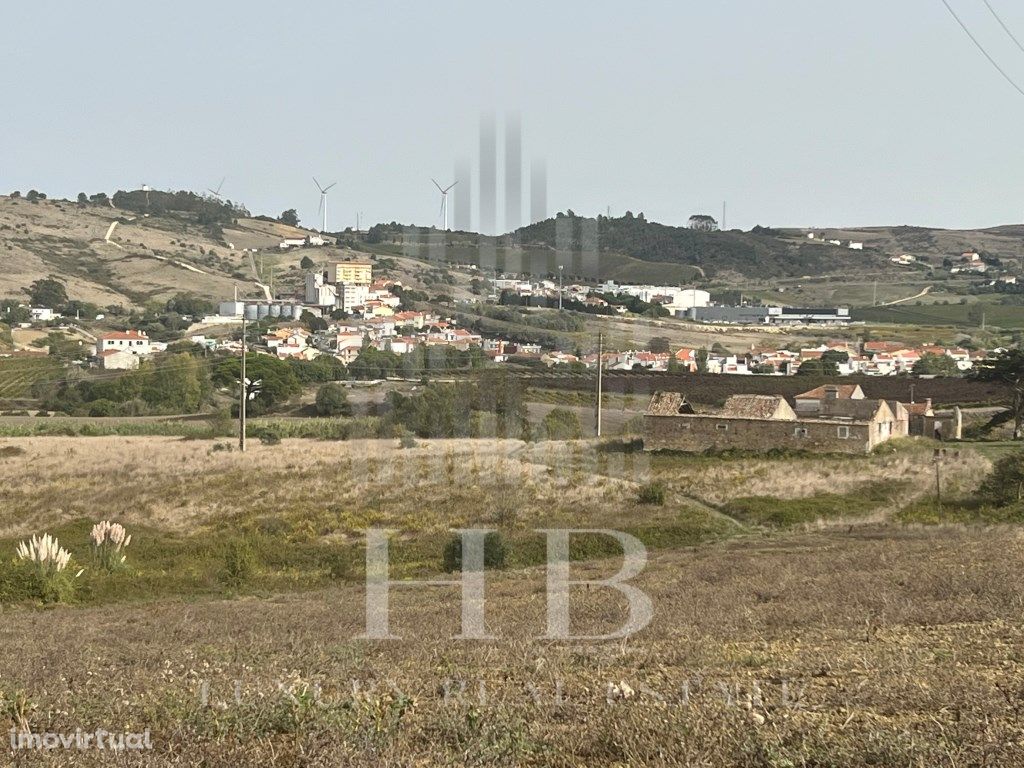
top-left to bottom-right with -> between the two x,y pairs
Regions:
100,330 -> 148,341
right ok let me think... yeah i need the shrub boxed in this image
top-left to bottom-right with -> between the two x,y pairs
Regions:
398,431 -> 417,449
542,408 -> 582,440
14,533 -> 82,603
442,532 -> 506,573
254,426 -> 282,445
220,538 -> 258,588
90,521 -> 131,572
315,383 -> 351,417
978,451 -> 1024,506
637,482 -> 666,506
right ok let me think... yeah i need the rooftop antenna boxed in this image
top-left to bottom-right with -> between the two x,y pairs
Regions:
432,178 -> 457,231
207,177 -> 227,199
313,177 -> 337,232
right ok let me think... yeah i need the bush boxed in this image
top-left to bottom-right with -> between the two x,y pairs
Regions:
0,559 -> 38,603
978,451 -> 1024,506
220,538 -> 258,588
254,426 -> 282,445
442,532 -> 506,573
12,534 -> 81,603
398,432 -> 417,449
87,399 -> 116,417
542,408 -> 582,440
637,482 -> 666,506
315,383 -> 351,416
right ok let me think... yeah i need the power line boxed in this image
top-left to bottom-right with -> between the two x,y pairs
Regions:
983,0 -> 1024,56
940,0 -> 1024,98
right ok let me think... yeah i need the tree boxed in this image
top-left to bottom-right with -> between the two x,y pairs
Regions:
315,383 -> 351,416
300,310 -> 328,332
165,293 -> 214,318
300,255 -> 316,270
974,349 -> 1024,439
914,353 -> 960,377
695,347 -> 709,374
76,192 -> 88,205
648,336 -> 671,354
212,354 -> 301,414
797,358 -> 839,376
139,353 -> 205,413
279,209 -> 300,227
978,452 -> 1024,504
26,278 -> 67,308
821,350 -> 849,367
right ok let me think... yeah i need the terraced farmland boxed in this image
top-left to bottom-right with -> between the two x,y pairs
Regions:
0,356 -> 61,399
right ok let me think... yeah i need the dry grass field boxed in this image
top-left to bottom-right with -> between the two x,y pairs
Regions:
0,434 -> 1020,765
1,528 -> 1023,766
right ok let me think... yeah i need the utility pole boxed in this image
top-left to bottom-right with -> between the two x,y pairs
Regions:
239,313 -> 247,452
596,332 -> 604,437
934,450 -> 942,510
872,280 -> 878,306
558,265 -> 564,311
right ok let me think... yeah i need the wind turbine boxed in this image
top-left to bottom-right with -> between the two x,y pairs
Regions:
313,177 -> 337,232
207,177 -> 226,199
432,179 -> 457,231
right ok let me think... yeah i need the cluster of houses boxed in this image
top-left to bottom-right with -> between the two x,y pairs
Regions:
539,340 -> 985,377
644,383 -> 962,455
494,276 -> 712,315
191,310 -> 525,366
806,232 -> 864,250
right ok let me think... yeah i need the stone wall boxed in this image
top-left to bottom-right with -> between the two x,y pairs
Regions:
644,414 -> 877,454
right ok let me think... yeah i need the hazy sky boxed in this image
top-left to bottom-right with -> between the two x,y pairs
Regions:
4,0 -> 1024,233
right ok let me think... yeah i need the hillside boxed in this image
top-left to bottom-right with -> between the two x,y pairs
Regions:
508,214 -> 1024,281
5,191 -> 1024,312
0,195 -> 376,309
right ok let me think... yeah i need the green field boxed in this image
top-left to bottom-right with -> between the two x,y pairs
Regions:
0,357 -> 61,399
853,302 -> 1024,329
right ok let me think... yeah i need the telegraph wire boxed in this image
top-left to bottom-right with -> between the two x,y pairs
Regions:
940,0 -> 1024,98
983,0 -> 1024,56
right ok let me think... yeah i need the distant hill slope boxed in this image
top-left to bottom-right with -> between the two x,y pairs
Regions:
509,214 -> 896,279
511,215 -> 1024,280
0,196 -> 343,309
5,191 -> 1023,309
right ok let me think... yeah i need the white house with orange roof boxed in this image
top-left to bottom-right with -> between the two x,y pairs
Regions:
97,330 -> 151,357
